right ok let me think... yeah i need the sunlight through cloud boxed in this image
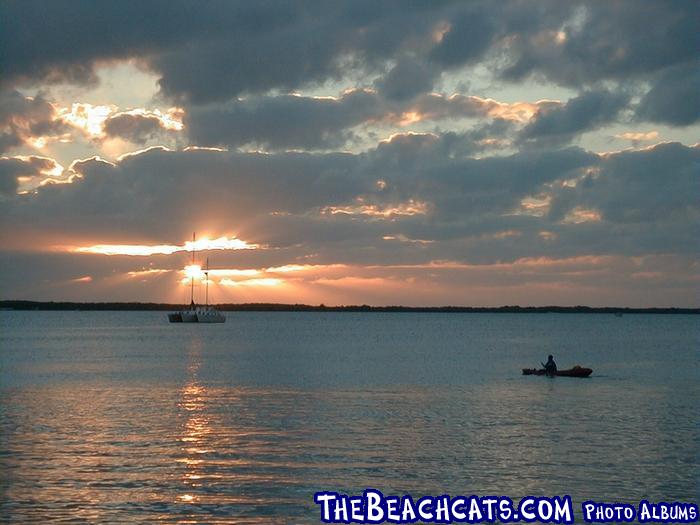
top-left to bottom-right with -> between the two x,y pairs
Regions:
72,236 -> 259,256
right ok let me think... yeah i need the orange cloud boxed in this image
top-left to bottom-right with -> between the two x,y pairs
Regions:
72,236 -> 259,256
393,94 -> 561,125
126,268 -> 171,277
321,198 -> 430,219
219,278 -> 282,287
562,207 -> 602,224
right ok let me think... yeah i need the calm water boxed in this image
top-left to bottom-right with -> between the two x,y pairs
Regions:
0,312 -> 697,523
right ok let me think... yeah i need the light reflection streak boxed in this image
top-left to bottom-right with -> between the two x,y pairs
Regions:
171,338 -> 312,518
177,339 -> 208,505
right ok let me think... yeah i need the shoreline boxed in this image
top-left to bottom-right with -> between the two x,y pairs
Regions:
1,301 -> 698,314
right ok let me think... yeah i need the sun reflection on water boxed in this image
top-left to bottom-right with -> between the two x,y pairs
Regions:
176,341 -> 210,506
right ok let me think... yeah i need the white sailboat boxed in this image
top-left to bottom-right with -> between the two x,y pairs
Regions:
168,233 -> 226,323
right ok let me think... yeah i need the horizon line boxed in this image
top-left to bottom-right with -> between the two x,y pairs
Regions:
1,300 -> 698,314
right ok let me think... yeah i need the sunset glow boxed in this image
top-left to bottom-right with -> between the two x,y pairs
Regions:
59,103 -> 116,138
126,269 -> 170,278
183,265 -> 204,281
73,236 -> 259,256
1,1 -> 697,307
219,278 -> 282,287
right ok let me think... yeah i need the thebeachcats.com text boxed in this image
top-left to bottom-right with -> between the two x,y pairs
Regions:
313,490 -> 699,523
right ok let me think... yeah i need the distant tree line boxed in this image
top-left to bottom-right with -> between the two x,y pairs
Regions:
0,300 -> 697,314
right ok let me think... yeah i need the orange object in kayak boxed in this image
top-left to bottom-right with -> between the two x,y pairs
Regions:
522,366 -> 592,377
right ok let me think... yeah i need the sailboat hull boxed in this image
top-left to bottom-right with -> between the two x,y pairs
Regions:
196,310 -> 226,323
180,311 -> 199,323
168,308 -> 224,323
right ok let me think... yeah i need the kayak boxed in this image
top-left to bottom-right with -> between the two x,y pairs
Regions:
522,366 -> 592,377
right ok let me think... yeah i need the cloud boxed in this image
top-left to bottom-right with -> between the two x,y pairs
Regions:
185,90 -> 550,151
102,114 -> 164,142
519,90 -> 629,146
186,89 -> 382,150
428,5 -> 501,68
149,3 -> 443,103
0,159 -> 22,196
0,0 -> 203,88
636,62 -> 700,126
0,155 -> 63,197
102,108 -> 184,143
0,89 -> 69,153
548,142 -> 700,227
0,92 -> 186,162
405,93 -> 559,124
4,138 -> 696,265
1,249 -> 696,306
374,57 -> 439,102
73,235 -> 258,256
321,198 -> 430,219
4,2 -> 697,106
501,1 -> 699,87
1,139 -> 697,305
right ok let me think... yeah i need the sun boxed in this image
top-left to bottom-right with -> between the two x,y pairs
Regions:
183,265 -> 204,281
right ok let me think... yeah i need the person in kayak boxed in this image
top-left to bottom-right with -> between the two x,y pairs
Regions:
543,355 -> 557,376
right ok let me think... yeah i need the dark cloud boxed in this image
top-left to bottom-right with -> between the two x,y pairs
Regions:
185,89 -> 383,150
185,91 -> 545,151
0,164 -> 20,197
0,1 -> 441,100
0,156 -> 59,197
434,120 -> 516,157
0,89 -> 67,153
519,90 -> 629,146
2,147 -> 363,243
636,62 -> 700,126
374,58 -> 438,102
501,1 -> 699,87
409,93 -> 559,122
103,112 -> 177,143
70,156 -> 118,179
0,0 -> 228,88
3,1 -> 696,107
428,5 -> 502,68
3,140 -> 696,262
151,2 -> 442,103
549,142 -> 700,227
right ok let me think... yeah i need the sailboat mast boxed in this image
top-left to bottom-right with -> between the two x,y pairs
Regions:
205,257 -> 209,306
190,232 -> 195,306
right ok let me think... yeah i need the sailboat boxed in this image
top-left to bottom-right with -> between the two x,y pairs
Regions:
197,257 -> 226,323
168,233 -> 226,323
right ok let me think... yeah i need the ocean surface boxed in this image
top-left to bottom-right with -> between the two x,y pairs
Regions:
0,311 -> 697,523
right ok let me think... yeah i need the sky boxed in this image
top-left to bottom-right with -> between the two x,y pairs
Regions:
0,0 -> 698,307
